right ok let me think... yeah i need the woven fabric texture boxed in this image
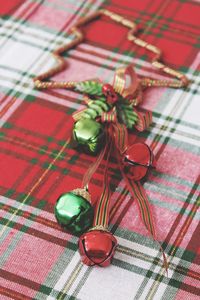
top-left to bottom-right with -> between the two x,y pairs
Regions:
0,1 -> 199,299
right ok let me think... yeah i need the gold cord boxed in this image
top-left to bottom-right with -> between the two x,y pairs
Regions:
33,9 -> 189,91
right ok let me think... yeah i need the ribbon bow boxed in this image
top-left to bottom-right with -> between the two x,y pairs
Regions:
73,65 -> 152,132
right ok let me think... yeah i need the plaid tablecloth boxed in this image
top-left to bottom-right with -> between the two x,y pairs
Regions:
0,1 -> 200,299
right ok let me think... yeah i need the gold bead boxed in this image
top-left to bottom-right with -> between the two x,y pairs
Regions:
89,225 -> 110,232
72,188 -> 91,202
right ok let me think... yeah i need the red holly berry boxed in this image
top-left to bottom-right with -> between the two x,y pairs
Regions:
102,84 -> 118,105
78,230 -> 117,267
123,143 -> 156,180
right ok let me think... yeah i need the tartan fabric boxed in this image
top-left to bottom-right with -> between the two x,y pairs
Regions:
0,0 -> 200,299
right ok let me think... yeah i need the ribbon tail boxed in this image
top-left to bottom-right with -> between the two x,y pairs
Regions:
116,150 -> 168,273
134,181 -> 168,274
134,109 -> 152,132
126,178 -> 156,237
93,128 -> 113,228
112,122 -> 129,154
82,131 -> 109,189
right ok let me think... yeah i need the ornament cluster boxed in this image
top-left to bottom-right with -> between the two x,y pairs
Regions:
55,67 -> 156,267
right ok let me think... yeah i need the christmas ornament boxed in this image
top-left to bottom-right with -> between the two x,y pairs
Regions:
123,143 -> 156,180
55,188 -> 93,235
79,229 -> 117,267
73,118 -> 104,154
33,9 -> 190,273
72,69 -> 141,134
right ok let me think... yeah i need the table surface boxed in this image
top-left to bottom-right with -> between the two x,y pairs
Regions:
0,1 -> 199,300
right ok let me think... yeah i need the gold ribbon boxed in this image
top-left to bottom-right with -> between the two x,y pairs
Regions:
113,65 -> 142,106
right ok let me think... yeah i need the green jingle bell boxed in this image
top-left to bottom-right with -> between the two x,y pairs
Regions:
54,188 -> 94,235
73,118 -> 104,154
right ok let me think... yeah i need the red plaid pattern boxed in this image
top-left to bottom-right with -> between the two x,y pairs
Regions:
0,0 -> 200,299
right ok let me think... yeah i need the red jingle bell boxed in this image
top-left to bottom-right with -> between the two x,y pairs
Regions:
78,229 -> 117,267
123,143 -> 156,180
102,83 -> 118,105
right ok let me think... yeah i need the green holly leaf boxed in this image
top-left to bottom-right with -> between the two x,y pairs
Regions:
76,81 -> 103,96
117,102 -> 138,129
81,98 -> 110,119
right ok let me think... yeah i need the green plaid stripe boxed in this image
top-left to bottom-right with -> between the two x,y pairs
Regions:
0,0 -> 200,299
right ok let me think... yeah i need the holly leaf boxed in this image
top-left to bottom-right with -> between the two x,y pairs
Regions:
117,102 -> 138,129
76,81 -> 103,96
81,98 -> 110,119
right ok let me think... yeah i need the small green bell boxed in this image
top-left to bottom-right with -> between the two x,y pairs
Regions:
54,188 -> 94,235
73,118 -> 104,154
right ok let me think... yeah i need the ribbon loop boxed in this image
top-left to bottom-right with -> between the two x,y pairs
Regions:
113,65 -> 142,106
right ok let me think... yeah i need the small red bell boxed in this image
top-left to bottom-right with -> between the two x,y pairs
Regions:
78,229 -> 117,267
123,143 -> 156,180
102,83 -> 118,105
